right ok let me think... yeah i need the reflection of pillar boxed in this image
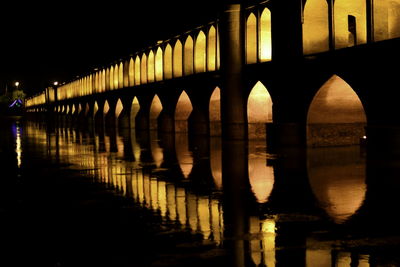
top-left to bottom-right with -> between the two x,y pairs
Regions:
222,140 -> 249,267
220,3 -> 246,140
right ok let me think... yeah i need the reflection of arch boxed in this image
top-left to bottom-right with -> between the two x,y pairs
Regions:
248,141 -> 274,203
115,99 -> 123,118
246,13 -> 257,64
150,95 -> 163,130
247,81 -> 273,140
175,91 -> 193,133
260,8 -> 272,61
209,87 -> 221,136
303,0 -> 329,54
164,44 -> 173,79
210,137 -> 222,189
307,75 -> 367,146
334,0 -> 367,48
173,40 -> 183,78
155,47 -> 163,81
307,146 -> 366,224
374,0 -> 400,41
131,97 -> 140,128
207,26 -> 217,71
175,133 -> 193,178
195,31 -> 206,73
184,36 -> 194,76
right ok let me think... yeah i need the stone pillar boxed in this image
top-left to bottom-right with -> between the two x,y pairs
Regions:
219,3 -> 247,140
118,97 -> 133,129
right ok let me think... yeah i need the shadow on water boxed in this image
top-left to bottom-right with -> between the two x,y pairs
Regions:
2,117 -> 400,266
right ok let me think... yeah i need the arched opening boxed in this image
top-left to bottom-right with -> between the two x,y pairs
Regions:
194,31 -> 206,73
78,103 -> 82,114
173,40 -> 183,78
101,69 -> 106,92
374,0 -> 400,41
209,87 -> 221,136
150,94 -> 163,130
105,68 -> 110,91
184,36 -> 194,76
303,0 -> 329,54
155,47 -> 163,81
135,55 -> 141,86
246,13 -> 257,64
334,0 -> 367,48
119,62 -> 124,88
130,97 -> 140,128
207,26 -> 217,71
71,104 -> 76,114
175,90 -> 193,133
147,51 -> 155,83
141,53 -> 148,84
114,64 -> 119,89
164,44 -> 173,79
103,101 -> 110,115
307,146 -> 366,224
115,99 -> 123,118
260,8 -> 272,61
94,101 -> 99,116
129,57 -> 135,86
247,81 -> 273,140
109,66 -> 114,90
307,75 -> 367,147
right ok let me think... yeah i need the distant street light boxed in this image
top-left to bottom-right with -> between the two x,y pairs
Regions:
53,81 -> 58,86
15,81 -> 20,90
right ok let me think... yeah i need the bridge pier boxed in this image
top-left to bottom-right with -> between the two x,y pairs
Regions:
118,96 -> 134,129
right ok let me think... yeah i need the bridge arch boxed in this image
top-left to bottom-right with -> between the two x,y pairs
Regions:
115,98 -> 123,119
260,7 -> 272,62
129,57 -> 135,86
135,55 -> 141,86
114,63 -> 119,89
148,50 -> 155,83
334,0 -> 367,48
164,44 -> 173,79
141,53 -> 148,84
94,101 -> 99,116
207,26 -> 217,71
246,12 -> 257,64
173,39 -> 183,78
150,94 -> 163,130
307,75 -> 367,147
155,47 -> 163,81
130,97 -> 140,129
175,90 -> 193,133
247,81 -> 273,140
209,86 -> 221,136
195,30 -> 206,73
109,66 -> 114,90
119,62 -> 124,88
104,100 -> 110,115
303,0 -> 329,54
184,35 -> 194,76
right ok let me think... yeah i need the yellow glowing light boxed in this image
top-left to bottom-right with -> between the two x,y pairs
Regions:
248,152 -> 274,203
246,13 -> 257,64
141,53 -> 148,84
175,91 -> 193,133
207,26 -> 217,71
260,8 -> 272,61
173,40 -> 183,77
135,55 -> 141,86
209,87 -> 221,136
176,187 -> 187,226
150,94 -> 163,130
175,133 -> 193,178
129,58 -> 135,86
164,44 -> 173,79
115,99 -> 123,118
148,51 -> 155,83
303,0 -> 329,54
184,36 -> 194,76
167,184 -> 177,221
155,47 -> 163,81
131,97 -> 140,129
194,30 -> 206,73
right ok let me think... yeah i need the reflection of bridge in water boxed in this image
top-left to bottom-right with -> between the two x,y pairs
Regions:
25,0 -> 400,155
23,120 -> 400,266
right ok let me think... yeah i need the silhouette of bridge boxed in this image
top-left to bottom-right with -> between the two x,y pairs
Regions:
25,0 -> 400,153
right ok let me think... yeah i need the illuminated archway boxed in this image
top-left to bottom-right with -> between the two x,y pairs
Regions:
150,94 -> 163,130
94,101 -> 99,116
374,0 -> 400,41
303,0 -> 329,54
246,13 -> 257,64
334,0 -> 367,48
71,104 -> 76,115
135,55 -> 141,86
114,64 -> 119,89
119,62 -> 124,88
155,47 -> 163,81
103,101 -> 110,115
164,44 -> 173,79
129,58 -> 135,86
147,51 -> 155,83
207,26 -> 217,71
247,81 -> 273,140
307,75 -> 367,146
209,87 -> 221,136
184,36 -> 194,76
115,99 -> 123,118
175,90 -> 193,133
141,53 -> 148,84
260,8 -> 272,61
130,97 -> 140,128
101,69 -> 106,92
173,40 -> 183,77
194,31 -> 206,73
110,66 -> 114,90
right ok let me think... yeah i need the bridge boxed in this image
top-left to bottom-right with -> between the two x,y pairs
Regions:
25,0 -> 400,154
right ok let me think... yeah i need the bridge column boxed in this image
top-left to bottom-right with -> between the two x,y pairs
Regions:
220,2 -> 247,140
135,94 -> 153,131
105,98 -> 118,129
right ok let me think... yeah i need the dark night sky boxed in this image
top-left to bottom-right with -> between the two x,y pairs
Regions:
0,1 -> 221,96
